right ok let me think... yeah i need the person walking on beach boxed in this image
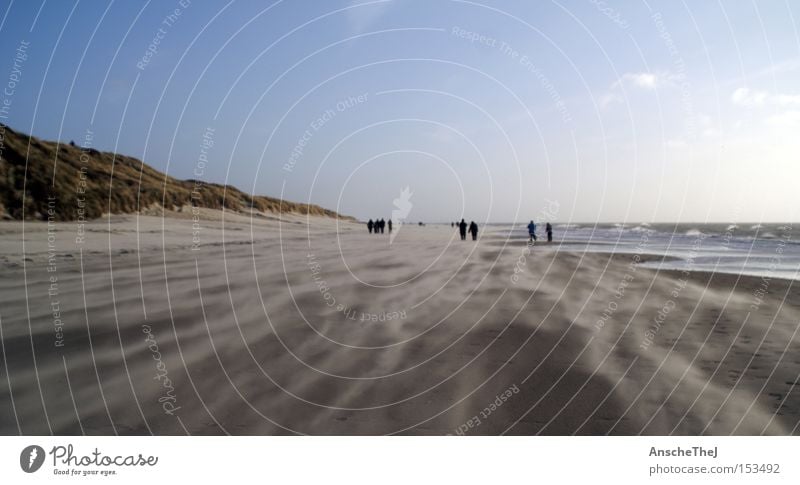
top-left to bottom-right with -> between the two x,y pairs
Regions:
469,221 -> 478,241
546,222 -> 553,242
388,219 -> 393,233
367,219 -> 374,234
459,219 -> 467,240
379,218 -> 385,234
527,220 -> 537,242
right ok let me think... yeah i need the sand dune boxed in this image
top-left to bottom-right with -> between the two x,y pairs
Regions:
1,212 -> 798,435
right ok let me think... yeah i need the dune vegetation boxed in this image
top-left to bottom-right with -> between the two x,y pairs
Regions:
0,124 -> 351,221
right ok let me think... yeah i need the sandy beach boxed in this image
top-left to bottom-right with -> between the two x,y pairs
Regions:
1,211 -> 797,435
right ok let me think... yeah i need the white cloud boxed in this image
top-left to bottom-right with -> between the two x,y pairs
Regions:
599,93 -> 623,108
766,110 -> 800,127
696,113 -> 721,137
775,94 -> 800,106
600,71 -> 677,108
731,87 -> 800,107
628,72 -> 657,88
731,87 -> 768,107
752,58 -> 800,79
612,72 -> 659,90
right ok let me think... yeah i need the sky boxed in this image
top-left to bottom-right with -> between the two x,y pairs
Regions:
0,0 -> 798,223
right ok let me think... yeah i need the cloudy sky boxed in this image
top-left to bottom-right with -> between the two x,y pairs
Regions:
1,0 -> 798,222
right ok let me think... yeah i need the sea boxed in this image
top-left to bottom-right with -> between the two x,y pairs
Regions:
487,222 -> 800,281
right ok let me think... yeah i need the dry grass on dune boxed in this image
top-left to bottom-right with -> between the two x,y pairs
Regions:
0,124 -> 352,222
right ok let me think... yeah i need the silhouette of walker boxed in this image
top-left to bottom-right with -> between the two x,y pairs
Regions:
388,220 -> 393,233
458,219 -> 468,240
379,218 -> 385,234
367,219 -> 374,234
527,220 -> 537,242
469,221 -> 478,241
546,222 -> 553,242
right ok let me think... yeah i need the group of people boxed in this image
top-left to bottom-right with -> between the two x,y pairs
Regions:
366,218 -> 554,243
367,218 -> 392,234
451,219 -> 479,240
527,220 -> 553,242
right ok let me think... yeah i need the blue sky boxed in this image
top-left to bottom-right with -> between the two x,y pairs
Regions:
1,0 -> 798,222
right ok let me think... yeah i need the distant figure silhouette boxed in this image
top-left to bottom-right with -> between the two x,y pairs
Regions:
527,220 -> 537,242
469,221 -> 478,241
388,219 -> 393,233
546,222 -> 553,242
367,219 -> 374,234
379,218 -> 385,234
451,222 -> 455,228
459,219 -> 467,240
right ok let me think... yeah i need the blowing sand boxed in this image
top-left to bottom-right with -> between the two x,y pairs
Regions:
1,212 -> 798,435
